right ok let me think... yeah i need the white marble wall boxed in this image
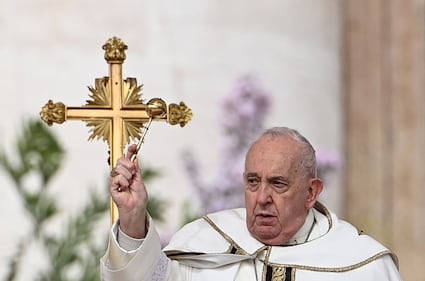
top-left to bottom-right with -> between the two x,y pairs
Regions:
0,0 -> 342,278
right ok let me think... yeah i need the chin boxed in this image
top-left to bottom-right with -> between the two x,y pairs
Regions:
253,228 -> 280,244
256,236 -> 282,246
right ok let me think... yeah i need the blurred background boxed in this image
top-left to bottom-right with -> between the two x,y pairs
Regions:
0,0 -> 423,280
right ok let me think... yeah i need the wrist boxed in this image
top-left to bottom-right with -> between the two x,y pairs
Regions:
119,211 -> 148,239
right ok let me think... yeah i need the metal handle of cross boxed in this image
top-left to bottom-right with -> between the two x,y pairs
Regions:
40,37 -> 192,224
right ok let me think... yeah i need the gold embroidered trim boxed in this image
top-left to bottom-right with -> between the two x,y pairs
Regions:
261,246 -> 272,281
314,201 -> 332,229
272,266 -> 284,281
203,215 -> 249,256
266,250 -> 393,273
262,264 -> 296,281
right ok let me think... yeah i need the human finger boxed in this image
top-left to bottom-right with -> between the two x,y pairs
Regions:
110,164 -> 133,180
126,144 -> 138,161
110,172 -> 131,193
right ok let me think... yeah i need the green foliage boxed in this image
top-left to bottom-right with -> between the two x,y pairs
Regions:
0,120 -> 63,229
0,119 -> 166,281
0,119 -> 107,281
39,194 -> 109,280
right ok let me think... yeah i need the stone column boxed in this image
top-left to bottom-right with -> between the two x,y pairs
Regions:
343,0 -> 425,280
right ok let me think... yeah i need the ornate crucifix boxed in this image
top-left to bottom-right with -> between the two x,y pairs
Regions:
40,37 -> 193,223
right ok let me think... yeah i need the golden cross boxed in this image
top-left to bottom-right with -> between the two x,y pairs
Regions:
40,37 -> 192,223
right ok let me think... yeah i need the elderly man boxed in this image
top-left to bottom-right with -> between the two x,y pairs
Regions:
101,127 -> 402,281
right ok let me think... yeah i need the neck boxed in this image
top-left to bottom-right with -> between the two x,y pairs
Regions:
283,209 -> 315,246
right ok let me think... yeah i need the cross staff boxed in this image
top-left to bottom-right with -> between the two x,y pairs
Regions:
40,37 -> 192,224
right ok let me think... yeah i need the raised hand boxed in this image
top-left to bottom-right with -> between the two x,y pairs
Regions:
109,144 -> 148,238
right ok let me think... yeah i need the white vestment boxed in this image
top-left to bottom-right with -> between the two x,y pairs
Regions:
100,203 -> 403,281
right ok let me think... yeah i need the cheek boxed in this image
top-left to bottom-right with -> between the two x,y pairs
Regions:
245,192 -> 256,217
274,194 -> 298,218
245,191 -> 253,208
275,195 -> 306,222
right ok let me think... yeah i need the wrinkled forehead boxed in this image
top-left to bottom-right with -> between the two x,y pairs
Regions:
245,135 -> 301,169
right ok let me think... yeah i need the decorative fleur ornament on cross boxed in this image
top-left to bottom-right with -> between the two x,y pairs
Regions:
40,36 -> 193,223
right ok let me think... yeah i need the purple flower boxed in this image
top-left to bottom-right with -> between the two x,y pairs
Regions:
316,149 -> 341,180
220,76 -> 271,150
183,76 -> 271,215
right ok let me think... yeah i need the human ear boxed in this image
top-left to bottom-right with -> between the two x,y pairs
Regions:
306,178 -> 323,208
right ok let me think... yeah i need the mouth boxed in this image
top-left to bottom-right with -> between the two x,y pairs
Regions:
256,211 -> 276,217
255,212 -> 277,224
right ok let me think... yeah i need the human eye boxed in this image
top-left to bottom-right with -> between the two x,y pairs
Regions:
270,179 -> 289,193
245,176 -> 260,191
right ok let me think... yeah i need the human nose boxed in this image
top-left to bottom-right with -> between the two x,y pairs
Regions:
256,183 -> 273,204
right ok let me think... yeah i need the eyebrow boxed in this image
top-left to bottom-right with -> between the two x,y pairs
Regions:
269,176 -> 290,183
244,173 -> 290,182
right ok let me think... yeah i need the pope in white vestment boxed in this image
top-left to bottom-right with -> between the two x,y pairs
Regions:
101,127 -> 403,281
100,203 -> 401,281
